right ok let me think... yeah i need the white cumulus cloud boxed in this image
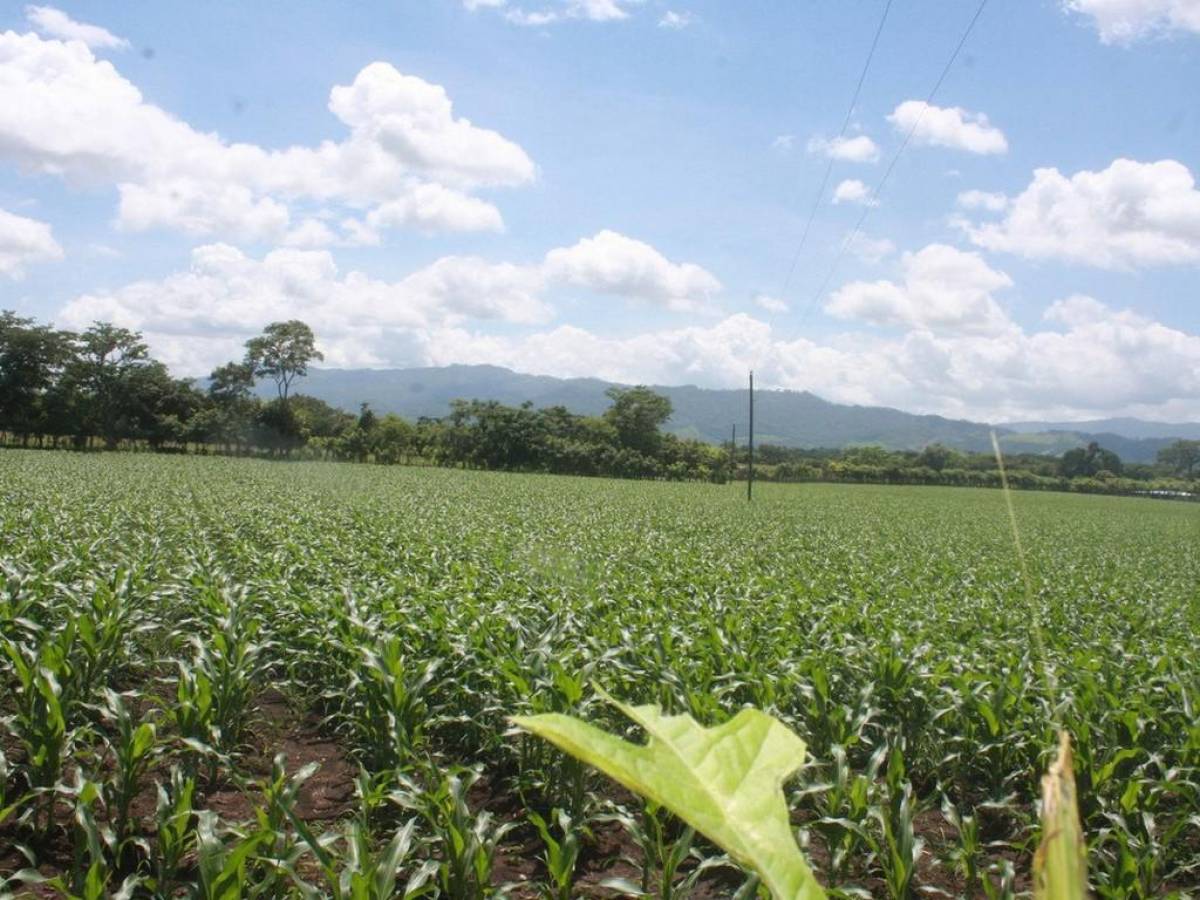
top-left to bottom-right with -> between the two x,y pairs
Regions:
826,243 -> 1014,335
24,5 -> 128,50
807,134 -> 880,163
542,230 -> 721,312
55,230 -> 719,372
0,32 -> 533,243
887,101 -> 1008,155
1064,0 -> 1200,42
468,0 -> 639,25
962,158 -> 1200,269
956,189 -> 1009,211
57,243 -> 552,372
832,178 -> 874,205
0,206 -> 63,277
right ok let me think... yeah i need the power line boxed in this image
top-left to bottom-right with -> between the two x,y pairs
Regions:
801,0 -> 991,320
778,0 -> 894,302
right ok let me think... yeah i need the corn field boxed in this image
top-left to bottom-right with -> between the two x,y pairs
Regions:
1,450 -> 1198,898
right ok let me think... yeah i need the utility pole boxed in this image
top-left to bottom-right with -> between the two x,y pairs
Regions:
747,370 -> 754,502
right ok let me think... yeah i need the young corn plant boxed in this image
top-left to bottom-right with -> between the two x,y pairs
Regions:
343,635 -> 439,775
172,655 -> 220,781
146,766 -> 197,898
393,766 -> 514,899
95,689 -> 159,867
70,573 -> 148,706
283,813 -> 438,900
872,746 -> 924,899
47,773 -> 142,900
171,596 -> 264,781
2,636 -> 74,836
598,802 -> 727,899
194,809 -> 270,900
527,807 -> 582,900
193,602 -> 266,754
797,742 -> 887,885
242,753 -> 315,896
940,795 -> 982,895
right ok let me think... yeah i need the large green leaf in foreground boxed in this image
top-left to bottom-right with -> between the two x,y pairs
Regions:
512,694 -> 826,900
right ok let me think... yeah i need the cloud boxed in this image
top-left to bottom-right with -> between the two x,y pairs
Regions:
832,178 -> 874,205
887,101 -> 1008,155
1064,0 -> 1200,42
24,5 -> 128,50
468,0 -> 639,25
826,243 -> 1013,335
658,10 -> 694,29
961,158 -> 1200,269
754,294 -> 788,313
361,183 -> 505,238
0,32 -> 533,243
56,230 -> 718,371
57,243 -> 552,372
807,134 -> 880,163
847,233 -> 896,264
0,206 -> 63,277
956,189 -> 1008,211
542,230 -> 721,312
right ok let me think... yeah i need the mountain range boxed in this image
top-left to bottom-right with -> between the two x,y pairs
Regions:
274,365 -> 1194,463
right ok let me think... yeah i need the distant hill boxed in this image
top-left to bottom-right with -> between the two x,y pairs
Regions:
270,365 -> 1189,463
1003,417 -> 1200,441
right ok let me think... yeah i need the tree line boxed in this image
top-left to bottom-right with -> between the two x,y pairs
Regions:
1,310 -> 1196,495
0,312 -> 729,481
740,439 -> 1198,498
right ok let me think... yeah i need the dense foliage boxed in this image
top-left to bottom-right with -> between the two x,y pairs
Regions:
2,453 -> 1198,896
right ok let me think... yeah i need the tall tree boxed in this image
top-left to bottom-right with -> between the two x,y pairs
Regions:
209,361 -> 256,404
1158,439 -> 1200,478
1059,442 -> 1123,478
244,320 -> 322,402
603,386 -> 673,456
65,323 -> 150,448
195,361 -> 260,452
0,311 -> 76,441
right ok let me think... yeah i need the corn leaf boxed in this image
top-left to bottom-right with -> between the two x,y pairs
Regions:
1034,731 -> 1088,900
512,693 -> 825,900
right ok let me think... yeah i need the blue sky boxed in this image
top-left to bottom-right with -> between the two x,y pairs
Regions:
0,0 -> 1198,421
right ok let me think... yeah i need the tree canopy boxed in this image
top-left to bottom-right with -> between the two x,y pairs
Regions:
1157,439 -> 1200,477
244,320 -> 323,401
603,385 -> 674,455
